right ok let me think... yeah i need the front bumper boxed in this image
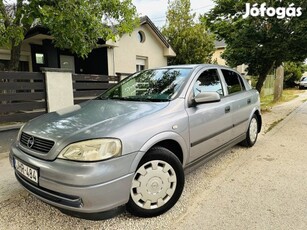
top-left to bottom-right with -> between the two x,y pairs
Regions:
9,143 -> 139,213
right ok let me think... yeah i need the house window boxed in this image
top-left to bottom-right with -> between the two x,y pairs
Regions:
136,64 -> 145,72
35,53 -> 44,64
137,31 -> 146,43
136,57 -> 147,72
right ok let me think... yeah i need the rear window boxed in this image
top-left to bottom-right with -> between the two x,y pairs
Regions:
221,69 -> 245,94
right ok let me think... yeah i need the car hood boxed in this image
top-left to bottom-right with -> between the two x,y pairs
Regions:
22,99 -> 169,143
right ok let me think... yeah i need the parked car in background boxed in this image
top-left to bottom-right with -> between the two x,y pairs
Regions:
9,64 -> 262,219
299,76 -> 307,89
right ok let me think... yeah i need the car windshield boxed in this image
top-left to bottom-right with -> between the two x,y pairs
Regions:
98,68 -> 192,102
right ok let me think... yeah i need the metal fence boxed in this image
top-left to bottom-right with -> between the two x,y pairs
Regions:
0,72 -> 47,122
0,72 -> 120,123
72,74 -> 119,104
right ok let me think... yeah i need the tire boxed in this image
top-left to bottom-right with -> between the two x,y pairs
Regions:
241,114 -> 259,147
126,147 -> 184,217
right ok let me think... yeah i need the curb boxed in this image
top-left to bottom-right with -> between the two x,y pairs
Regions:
0,123 -> 23,132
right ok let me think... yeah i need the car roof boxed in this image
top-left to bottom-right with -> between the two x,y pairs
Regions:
164,64 -> 225,69
161,64 -> 231,69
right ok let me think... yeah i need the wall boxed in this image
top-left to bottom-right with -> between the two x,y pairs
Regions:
74,47 -> 108,75
0,42 -> 32,71
212,48 -> 226,66
108,24 -> 168,76
44,69 -> 74,112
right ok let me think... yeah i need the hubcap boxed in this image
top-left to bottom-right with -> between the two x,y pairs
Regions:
131,160 -> 177,210
249,118 -> 258,143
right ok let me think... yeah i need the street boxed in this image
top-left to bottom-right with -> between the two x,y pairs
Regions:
0,129 -> 18,160
0,101 -> 307,229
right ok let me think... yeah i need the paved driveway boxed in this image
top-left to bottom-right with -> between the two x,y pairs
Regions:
0,129 -> 18,159
0,102 -> 307,229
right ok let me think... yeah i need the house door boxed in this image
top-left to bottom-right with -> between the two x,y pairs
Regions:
60,55 -> 75,72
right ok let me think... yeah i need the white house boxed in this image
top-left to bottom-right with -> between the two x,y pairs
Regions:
0,16 -> 176,76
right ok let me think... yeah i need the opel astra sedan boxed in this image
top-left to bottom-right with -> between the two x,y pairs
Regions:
10,64 -> 261,219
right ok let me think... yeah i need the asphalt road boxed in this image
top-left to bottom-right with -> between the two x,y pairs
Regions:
0,129 -> 18,159
0,102 -> 307,229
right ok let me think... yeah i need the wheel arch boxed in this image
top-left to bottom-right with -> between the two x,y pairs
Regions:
254,109 -> 262,133
129,132 -> 189,173
151,140 -> 184,164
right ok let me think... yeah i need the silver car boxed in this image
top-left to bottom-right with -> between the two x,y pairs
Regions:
9,64 -> 261,219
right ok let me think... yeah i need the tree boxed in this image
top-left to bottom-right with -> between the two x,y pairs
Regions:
206,0 -> 307,93
162,0 -> 214,65
0,0 -> 139,71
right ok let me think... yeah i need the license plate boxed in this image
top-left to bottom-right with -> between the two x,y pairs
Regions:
15,158 -> 38,184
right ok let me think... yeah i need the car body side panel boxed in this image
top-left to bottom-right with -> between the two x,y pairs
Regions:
186,98 -> 233,163
137,131 -> 190,167
228,90 -> 255,138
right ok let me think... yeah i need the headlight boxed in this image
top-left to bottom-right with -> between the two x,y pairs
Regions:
58,139 -> 122,162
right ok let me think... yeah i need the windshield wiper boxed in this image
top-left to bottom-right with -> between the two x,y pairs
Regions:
145,98 -> 170,102
95,96 -> 170,102
109,97 -> 170,102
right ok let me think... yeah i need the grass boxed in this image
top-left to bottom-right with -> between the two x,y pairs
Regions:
260,89 -> 302,112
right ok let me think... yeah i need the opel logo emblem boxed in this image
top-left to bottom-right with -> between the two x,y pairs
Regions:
27,136 -> 35,148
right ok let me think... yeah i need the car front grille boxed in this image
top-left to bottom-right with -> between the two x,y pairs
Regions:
20,132 -> 55,153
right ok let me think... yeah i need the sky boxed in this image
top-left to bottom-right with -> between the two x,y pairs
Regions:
131,0 -> 215,28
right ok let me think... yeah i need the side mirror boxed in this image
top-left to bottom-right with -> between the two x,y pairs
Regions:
194,92 -> 221,104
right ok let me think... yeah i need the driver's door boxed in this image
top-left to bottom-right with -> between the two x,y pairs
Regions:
186,68 -> 233,163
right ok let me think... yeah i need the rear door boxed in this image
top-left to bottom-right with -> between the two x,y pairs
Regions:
220,69 -> 253,138
186,68 -> 233,163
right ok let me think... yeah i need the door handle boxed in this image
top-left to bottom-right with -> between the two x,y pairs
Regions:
225,106 -> 231,113
247,98 -> 251,104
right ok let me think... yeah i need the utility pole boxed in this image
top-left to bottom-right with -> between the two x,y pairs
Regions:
273,65 -> 284,102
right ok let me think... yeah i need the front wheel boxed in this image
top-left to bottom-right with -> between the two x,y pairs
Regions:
126,147 -> 184,217
241,114 -> 259,147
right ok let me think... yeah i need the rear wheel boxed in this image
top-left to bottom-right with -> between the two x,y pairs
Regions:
126,147 -> 184,217
241,114 -> 259,147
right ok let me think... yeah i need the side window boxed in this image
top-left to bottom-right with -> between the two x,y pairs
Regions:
221,69 -> 245,94
193,69 -> 224,96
